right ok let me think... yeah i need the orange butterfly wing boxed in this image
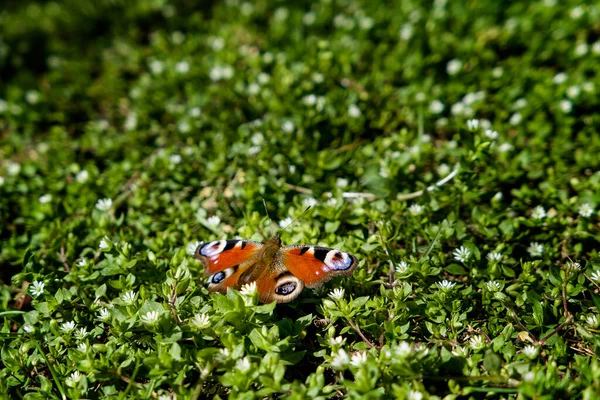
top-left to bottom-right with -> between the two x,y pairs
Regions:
194,240 -> 261,289
282,245 -> 358,288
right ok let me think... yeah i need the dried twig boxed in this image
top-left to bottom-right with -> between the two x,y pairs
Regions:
284,163 -> 461,201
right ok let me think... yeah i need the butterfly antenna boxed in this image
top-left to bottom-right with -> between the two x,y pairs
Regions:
262,199 -> 272,222
281,206 -> 311,234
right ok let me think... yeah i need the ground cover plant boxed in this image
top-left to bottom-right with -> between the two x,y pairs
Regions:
1,0 -> 600,398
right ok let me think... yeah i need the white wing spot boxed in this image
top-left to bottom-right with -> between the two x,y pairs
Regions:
324,250 -> 352,271
200,240 -> 227,257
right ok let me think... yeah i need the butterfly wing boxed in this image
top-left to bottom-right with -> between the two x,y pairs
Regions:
194,240 -> 262,292
282,245 -> 358,288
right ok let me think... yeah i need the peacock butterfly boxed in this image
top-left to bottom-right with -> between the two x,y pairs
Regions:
193,235 -> 358,303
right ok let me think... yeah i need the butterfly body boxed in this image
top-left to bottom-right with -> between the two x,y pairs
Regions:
194,235 -> 358,303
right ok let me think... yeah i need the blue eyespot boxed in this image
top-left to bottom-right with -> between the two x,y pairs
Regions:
275,282 -> 296,295
211,271 -> 226,284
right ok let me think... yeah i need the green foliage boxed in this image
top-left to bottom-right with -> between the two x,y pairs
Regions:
1,0 -> 600,398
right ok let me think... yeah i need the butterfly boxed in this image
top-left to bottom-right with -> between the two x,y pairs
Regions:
193,235 -> 358,303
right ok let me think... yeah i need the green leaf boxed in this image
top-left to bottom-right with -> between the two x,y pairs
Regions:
483,350 -> 502,374
446,263 -> 468,275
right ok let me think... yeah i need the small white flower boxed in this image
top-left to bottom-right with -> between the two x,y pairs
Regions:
99,237 -> 110,250
328,336 -> 344,346
586,315 -> 599,328
523,371 -> 535,382
75,170 -> 89,183
329,288 -> 345,300
408,204 -> 423,216
509,113 -> 522,125
303,11 -> 316,25
522,345 -> 539,359
216,348 -> 230,362
514,98 -> 528,109
348,104 -> 362,118
77,343 -> 87,352
176,61 -> 190,74
149,60 -> 164,74
399,24 -> 413,40
451,102 -> 466,116
492,67 -> 504,78
61,321 -> 76,333
486,281 -> 501,292
69,371 -> 82,384
207,215 -> 221,227
498,143 -> 514,153
30,281 -> 45,297
466,119 -> 480,130
453,246 -> 471,263
169,154 -> 182,164
222,65 -> 233,80
590,271 -> 600,282
326,197 -> 337,207
527,242 -> 544,257
452,346 -> 467,357
531,205 -> 546,220
248,83 -> 260,95
209,36 -> 225,51
98,308 -> 110,320
578,203 -> 594,217
191,313 -> 211,329
186,241 -> 202,256
240,281 -> 257,297
567,86 -> 581,99
330,349 -> 349,369
446,59 -> 462,75
437,163 -> 450,176
394,341 -> 412,358
437,280 -> 456,291
302,197 -> 318,208
553,72 -> 568,84
336,178 -> 348,188
567,262 -> 581,270
7,162 -> 21,176
487,252 -> 502,262
95,198 -> 113,212
39,194 -> 52,204
236,357 -> 252,373
25,90 -> 40,104
178,120 -> 191,133
122,291 -> 137,305
75,327 -> 88,340
190,107 -> 201,117
279,217 -> 293,229
141,311 -> 160,324
303,94 -> 317,106
281,120 -> 295,133
559,100 -> 572,113
209,66 -> 223,81
251,132 -> 264,145
0,176 -> 4,186
24,324 -> 35,333
379,166 -> 390,178
350,351 -> 368,366
469,335 -> 485,350
257,72 -> 270,84
407,391 -> 423,400
248,145 -> 261,156
484,129 -> 498,140
429,100 -> 444,114
570,6 -> 584,19
396,261 -> 409,274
